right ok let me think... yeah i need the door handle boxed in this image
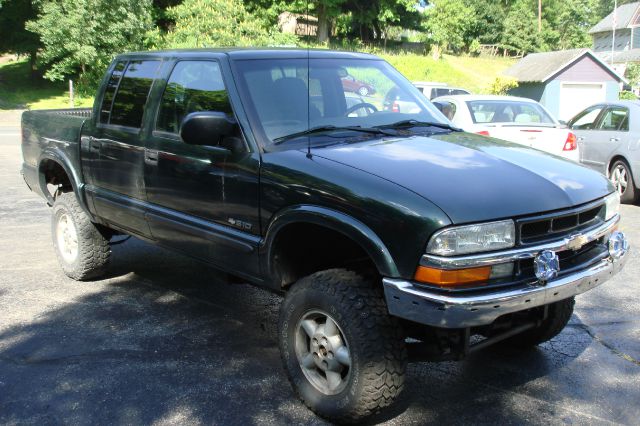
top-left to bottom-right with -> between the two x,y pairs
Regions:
145,149 -> 159,166
577,136 -> 585,141
610,137 -> 620,142
87,136 -> 101,152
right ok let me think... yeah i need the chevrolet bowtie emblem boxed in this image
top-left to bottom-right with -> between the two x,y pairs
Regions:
566,233 -> 588,251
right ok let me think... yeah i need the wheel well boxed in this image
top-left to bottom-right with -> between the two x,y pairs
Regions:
609,155 -> 629,173
271,223 -> 379,288
40,159 -> 73,198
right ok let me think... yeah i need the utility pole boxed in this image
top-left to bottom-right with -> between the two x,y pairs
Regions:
612,0 -> 617,65
538,0 -> 542,32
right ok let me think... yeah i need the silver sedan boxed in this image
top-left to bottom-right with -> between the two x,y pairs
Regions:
568,101 -> 640,203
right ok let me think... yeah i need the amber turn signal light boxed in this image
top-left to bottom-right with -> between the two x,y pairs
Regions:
414,265 -> 491,287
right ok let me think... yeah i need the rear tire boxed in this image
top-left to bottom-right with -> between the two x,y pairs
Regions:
610,160 -> 637,204
504,297 -> 575,347
52,192 -> 110,280
279,269 -> 407,423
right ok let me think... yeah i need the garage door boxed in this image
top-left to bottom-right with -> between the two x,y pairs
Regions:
559,83 -> 605,121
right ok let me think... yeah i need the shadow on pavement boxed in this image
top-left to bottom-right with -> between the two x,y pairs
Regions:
0,237 -> 631,425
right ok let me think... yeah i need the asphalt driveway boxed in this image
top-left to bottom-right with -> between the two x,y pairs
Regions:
1,118 -> 639,425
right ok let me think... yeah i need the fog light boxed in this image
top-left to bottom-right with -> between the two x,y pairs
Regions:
534,250 -> 560,282
608,231 -> 629,260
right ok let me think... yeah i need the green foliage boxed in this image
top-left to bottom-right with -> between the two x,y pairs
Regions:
26,0 -> 156,92
164,0 -> 297,48
543,0 -> 599,50
500,0 -> 542,55
488,76 -> 519,95
619,90 -> 637,100
625,63 -> 640,87
424,0 -> 476,53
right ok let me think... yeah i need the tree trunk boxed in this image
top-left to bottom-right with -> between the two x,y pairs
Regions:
317,4 -> 329,43
29,49 -> 38,81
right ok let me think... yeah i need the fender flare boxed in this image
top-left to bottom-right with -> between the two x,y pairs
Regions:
262,205 -> 400,280
38,148 -> 92,216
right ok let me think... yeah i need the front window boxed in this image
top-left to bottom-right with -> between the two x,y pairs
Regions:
466,100 -> 555,125
233,58 -> 447,148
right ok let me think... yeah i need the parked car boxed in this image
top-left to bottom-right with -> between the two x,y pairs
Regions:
341,73 -> 376,96
433,95 -> 579,161
21,49 -> 628,424
568,101 -> 640,203
413,81 -> 470,99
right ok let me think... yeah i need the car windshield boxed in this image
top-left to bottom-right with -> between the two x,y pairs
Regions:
233,58 -> 448,148
466,100 -> 555,125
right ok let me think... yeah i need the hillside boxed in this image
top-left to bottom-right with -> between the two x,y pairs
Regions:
0,54 -> 515,110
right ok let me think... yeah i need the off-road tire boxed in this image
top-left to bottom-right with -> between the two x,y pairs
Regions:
506,297 -> 575,347
51,192 -> 110,280
610,160 -> 637,204
279,268 -> 407,424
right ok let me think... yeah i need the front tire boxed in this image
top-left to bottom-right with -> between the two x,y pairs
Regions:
610,160 -> 637,204
52,192 -> 111,280
505,297 -> 575,347
279,269 -> 406,423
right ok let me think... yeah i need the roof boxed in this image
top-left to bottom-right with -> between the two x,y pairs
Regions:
432,94 -> 542,103
589,2 -> 640,34
120,48 -> 380,61
503,48 -> 626,83
596,47 -> 640,63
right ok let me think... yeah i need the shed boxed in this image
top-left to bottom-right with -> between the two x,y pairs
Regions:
504,49 -> 626,121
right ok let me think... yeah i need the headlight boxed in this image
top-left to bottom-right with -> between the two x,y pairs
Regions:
427,219 -> 516,256
604,192 -> 620,221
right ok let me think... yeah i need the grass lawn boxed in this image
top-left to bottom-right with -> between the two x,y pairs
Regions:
381,53 -> 516,94
0,59 -> 94,110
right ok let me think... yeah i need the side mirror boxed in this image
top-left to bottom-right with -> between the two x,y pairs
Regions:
180,111 -> 237,148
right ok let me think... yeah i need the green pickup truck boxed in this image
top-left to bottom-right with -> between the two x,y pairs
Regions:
21,49 -> 629,423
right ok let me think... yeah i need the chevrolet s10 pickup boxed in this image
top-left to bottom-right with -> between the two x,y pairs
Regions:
21,49 -> 629,423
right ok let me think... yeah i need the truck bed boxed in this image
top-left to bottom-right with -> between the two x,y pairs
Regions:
21,108 -> 92,201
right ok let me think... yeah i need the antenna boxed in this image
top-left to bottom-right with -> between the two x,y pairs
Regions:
306,0 -> 312,159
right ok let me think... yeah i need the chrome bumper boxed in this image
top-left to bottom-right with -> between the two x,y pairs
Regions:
383,239 -> 628,329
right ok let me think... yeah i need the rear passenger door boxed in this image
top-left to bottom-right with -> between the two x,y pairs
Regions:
88,59 -> 161,237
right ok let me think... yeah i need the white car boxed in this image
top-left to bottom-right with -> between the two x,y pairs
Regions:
413,81 -> 470,100
433,95 -> 579,161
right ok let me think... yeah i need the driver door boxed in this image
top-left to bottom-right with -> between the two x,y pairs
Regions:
569,105 -> 606,171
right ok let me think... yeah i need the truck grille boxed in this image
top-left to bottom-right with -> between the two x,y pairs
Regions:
517,201 -> 605,245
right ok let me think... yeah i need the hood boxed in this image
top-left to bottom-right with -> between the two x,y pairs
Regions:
312,132 -> 613,224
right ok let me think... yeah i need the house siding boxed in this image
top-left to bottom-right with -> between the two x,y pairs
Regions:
593,29 -> 632,52
553,56 -> 618,82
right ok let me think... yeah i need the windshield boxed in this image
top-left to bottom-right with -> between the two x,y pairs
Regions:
466,100 -> 556,125
233,58 -> 448,148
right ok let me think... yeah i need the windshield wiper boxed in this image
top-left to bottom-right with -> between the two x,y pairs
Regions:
376,119 -> 462,132
273,125 -> 395,145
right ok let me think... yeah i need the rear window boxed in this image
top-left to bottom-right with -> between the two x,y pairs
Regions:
108,60 -> 161,128
466,100 -> 554,124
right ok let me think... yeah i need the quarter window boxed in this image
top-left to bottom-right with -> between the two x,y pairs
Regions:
156,61 -> 232,134
109,60 -> 161,128
99,61 -> 126,124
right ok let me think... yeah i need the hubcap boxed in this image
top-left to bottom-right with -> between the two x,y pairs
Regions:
611,165 -> 628,195
295,310 -> 351,395
56,213 -> 78,263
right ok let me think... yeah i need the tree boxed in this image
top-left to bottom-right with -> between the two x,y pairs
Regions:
27,0 -> 155,90
164,0 -> 296,48
424,0 -> 476,56
0,0 -> 40,75
542,0 -> 598,50
501,0 -> 542,55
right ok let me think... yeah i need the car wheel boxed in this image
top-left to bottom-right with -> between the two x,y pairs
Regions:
357,86 -> 369,97
52,192 -> 111,280
610,160 -> 637,203
279,269 -> 406,423
503,297 -> 574,347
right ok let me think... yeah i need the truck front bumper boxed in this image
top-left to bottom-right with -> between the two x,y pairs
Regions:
383,231 -> 629,329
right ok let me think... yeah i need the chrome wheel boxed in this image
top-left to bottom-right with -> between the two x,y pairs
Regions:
295,310 -> 351,395
56,212 -> 78,264
611,164 -> 629,195
358,86 -> 369,96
